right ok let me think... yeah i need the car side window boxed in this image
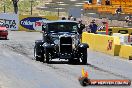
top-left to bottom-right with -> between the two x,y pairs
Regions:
73,25 -> 77,31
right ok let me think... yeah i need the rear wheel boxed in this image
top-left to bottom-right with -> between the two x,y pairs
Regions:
81,49 -> 87,65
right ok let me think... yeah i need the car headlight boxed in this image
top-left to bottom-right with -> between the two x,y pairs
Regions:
75,39 -> 79,45
72,38 -> 79,49
72,35 -> 79,45
54,39 -> 59,45
73,39 -> 79,45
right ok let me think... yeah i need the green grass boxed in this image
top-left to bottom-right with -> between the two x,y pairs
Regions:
0,0 -> 58,16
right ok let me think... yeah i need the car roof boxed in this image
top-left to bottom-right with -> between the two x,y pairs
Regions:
44,20 -> 78,24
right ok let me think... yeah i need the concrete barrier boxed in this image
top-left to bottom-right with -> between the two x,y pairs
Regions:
82,32 -> 120,56
119,45 -> 132,60
82,33 -> 95,50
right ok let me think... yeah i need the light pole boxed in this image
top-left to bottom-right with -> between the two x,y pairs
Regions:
57,2 -> 60,18
3,0 -> 6,13
30,0 -> 34,15
58,8 -> 59,17
56,2 -> 62,18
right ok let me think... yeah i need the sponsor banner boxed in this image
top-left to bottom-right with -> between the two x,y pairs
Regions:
109,27 -> 132,35
19,15 -> 58,31
0,13 -> 19,30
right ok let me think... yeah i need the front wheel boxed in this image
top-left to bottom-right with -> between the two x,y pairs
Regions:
45,50 -> 50,63
68,58 -> 73,64
68,58 -> 80,64
34,46 -> 40,61
81,49 -> 87,65
5,37 -> 8,40
34,46 -> 44,62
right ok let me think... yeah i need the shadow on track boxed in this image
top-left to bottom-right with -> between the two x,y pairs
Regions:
0,38 -> 9,40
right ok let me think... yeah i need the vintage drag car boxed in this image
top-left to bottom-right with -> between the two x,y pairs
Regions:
34,20 -> 89,64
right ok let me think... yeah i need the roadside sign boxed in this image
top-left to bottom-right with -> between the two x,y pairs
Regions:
0,13 -> 19,30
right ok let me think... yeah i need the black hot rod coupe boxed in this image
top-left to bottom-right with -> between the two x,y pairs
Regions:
34,20 -> 89,64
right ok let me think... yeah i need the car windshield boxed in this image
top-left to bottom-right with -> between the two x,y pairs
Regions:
48,22 -> 78,32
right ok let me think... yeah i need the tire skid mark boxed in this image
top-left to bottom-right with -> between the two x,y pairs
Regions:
87,63 -> 131,80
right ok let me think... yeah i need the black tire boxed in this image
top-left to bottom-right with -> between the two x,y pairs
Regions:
34,46 -> 44,62
40,53 -> 44,62
34,46 -> 40,61
82,49 -> 87,65
5,37 -> 8,40
45,50 -> 50,63
68,58 -> 73,64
